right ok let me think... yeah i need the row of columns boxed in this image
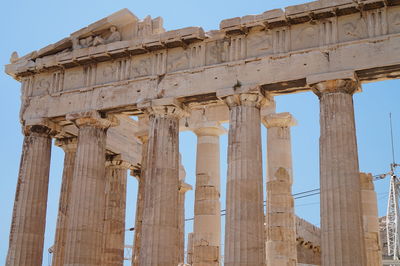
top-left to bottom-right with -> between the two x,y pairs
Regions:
6,75 -> 383,266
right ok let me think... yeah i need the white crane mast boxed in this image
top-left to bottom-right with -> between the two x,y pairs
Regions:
386,170 -> 400,260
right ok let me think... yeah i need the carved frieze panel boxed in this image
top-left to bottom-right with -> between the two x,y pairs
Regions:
291,23 -> 319,51
32,72 -> 53,96
387,6 -> 400,34
131,54 -> 152,78
273,27 -> 291,54
338,13 -> 368,42
205,40 -> 228,66
166,47 -> 189,72
97,61 -> 118,85
246,30 -> 273,58
63,67 -> 84,91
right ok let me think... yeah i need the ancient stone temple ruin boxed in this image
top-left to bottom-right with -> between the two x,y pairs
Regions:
5,0 -> 399,264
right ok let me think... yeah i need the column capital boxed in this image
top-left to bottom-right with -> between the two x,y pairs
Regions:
262,112 -> 297,128
66,111 -> 119,129
307,71 -> 361,97
139,97 -> 189,119
23,118 -> 59,136
192,122 -> 227,137
224,93 -> 271,109
105,154 -> 133,170
55,137 -> 78,152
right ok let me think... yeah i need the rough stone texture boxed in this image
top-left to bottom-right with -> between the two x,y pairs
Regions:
360,172 -> 383,266
296,216 -> 321,266
178,180 -> 192,264
187,232 -> 194,265
63,115 -> 112,265
139,105 -> 184,266
101,158 -> 129,266
192,124 -> 225,266
6,125 -> 52,266
52,138 -> 77,266
264,112 -> 297,266
132,135 -> 148,266
312,79 -> 366,266
178,159 -> 192,265
224,93 -> 266,266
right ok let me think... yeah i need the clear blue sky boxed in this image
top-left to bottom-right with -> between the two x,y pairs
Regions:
1,1 -> 399,265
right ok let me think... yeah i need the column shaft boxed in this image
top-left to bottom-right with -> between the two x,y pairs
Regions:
132,137 -> 148,266
315,80 -> 366,265
360,173 -> 382,266
193,127 -> 224,265
139,106 -> 182,266
264,113 -> 297,266
6,126 -> 52,266
101,162 -> 128,266
224,94 -> 265,266
52,138 -> 77,266
63,117 -> 111,265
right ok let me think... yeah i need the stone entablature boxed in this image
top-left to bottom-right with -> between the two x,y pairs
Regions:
6,0 -> 400,125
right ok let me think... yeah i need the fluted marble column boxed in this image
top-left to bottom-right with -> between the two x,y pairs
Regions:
101,156 -> 129,266
263,113 -> 297,266
178,159 -> 192,264
139,105 -> 185,266
132,134 -> 148,266
178,180 -> 192,264
6,125 -> 53,266
52,138 -> 77,266
312,78 -> 366,265
63,113 -> 115,265
187,232 -> 194,265
192,124 -> 225,266
224,93 -> 266,266
360,172 -> 382,266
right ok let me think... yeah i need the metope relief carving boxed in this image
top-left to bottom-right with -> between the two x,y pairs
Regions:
63,67 -> 84,91
32,73 -> 53,96
387,6 -> 400,34
319,18 -> 338,46
273,27 -> 291,54
246,30 -> 273,58
166,48 -> 189,73
131,54 -> 153,78
292,24 -> 319,50
339,14 -> 368,42
205,40 -> 227,66
366,8 -> 388,37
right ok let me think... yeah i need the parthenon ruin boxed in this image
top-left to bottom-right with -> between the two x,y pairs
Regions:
4,0 -> 400,264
